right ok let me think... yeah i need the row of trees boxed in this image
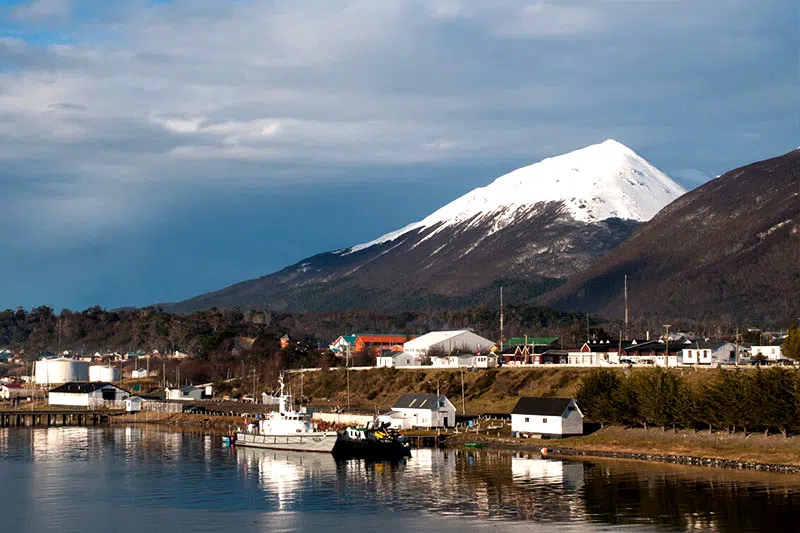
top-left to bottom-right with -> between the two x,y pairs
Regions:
577,367 -> 800,437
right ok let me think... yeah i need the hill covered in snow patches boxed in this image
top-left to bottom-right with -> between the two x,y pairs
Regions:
350,139 -> 685,253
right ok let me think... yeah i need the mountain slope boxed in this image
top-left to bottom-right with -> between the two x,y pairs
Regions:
168,140 -> 685,313
541,148 -> 800,323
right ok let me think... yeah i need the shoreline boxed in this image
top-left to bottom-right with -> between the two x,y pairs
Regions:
447,427 -> 800,474
109,413 -> 800,474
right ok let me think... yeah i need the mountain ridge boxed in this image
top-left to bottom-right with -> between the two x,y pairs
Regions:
166,140 -> 685,313
540,147 -> 800,323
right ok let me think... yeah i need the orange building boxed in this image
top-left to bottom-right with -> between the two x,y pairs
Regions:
354,334 -> 412,355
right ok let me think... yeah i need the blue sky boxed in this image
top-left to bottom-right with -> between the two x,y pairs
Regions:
0,0 -> 797,311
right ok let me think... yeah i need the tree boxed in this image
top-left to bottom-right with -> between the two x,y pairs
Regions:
782,324 -> 800,361
577,369 -> 623,429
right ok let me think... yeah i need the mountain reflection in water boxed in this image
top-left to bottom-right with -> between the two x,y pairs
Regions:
0,427 -> 798,532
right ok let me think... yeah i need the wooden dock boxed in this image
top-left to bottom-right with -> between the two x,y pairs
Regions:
404,434 -> 448,448
0,410 -> 123,428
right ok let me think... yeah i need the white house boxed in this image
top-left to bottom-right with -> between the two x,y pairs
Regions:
376,352 -> 425,368
511,397 -> 583,438
131,368 -> 149,379
48,382 -> 130,408
165,386 -> 204,401
388,393 -> 457,428
751,344 -> 784,361
403,330 -> 495,357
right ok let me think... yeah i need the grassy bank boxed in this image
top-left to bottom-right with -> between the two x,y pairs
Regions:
448,426 -> 800,469
290,366 -> 719,415
112,411 -> 244,434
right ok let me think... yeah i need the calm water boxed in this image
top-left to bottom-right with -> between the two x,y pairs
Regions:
0,427 -> 798,532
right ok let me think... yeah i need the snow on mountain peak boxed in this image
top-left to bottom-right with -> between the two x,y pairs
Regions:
348,139 -> 685,253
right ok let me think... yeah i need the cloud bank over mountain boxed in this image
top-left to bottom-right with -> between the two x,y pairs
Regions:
0,0 -> 796,309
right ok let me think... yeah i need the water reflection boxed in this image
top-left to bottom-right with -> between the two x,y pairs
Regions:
0,427 -> 799,533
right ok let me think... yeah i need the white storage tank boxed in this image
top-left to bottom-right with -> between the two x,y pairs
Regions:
89,365 -> 120,382
34,358 -> 89,385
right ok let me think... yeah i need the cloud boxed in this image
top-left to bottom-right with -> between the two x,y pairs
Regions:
0,0 -> 795,255
11,0 -> 72,22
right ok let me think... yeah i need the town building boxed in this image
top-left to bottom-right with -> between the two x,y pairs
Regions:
386,393 -> 457,428
403,330 -> 495,357
431,353 -> 497,368
511,397 -> 583,438
619,339 -> 686,367
504,337 -> 561,364
330,334 -> 412,356
751,343 -> 784,362
376,351 -> 425,368
165,386 -> 204,401
48,382 -> 130,408
567,340 -> 623,365
131,368 -> 149,379
280,334 -> 291,349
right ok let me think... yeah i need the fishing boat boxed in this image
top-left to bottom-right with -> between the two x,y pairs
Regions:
234,375 -> 338,453
332,423 -> 412,460
464,442 -> 483,449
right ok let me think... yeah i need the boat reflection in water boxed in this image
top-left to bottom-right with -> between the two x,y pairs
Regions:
236,447 -> 338,510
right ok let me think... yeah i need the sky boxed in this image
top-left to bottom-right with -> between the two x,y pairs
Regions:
0,0 -> 797,311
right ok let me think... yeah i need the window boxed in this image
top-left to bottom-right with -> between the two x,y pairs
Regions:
543,418 -> 547,424
524,417 -> 529,422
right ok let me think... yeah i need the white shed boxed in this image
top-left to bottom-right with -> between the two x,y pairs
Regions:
131,368 -> 149,379
125,396 -> 144,412
511,397 -> 583,438
403,330 -> 495,356
48,382 -> 130,408
389,393 -> 456,428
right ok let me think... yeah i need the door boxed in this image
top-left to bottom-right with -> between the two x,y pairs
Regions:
444,416 -> 448,427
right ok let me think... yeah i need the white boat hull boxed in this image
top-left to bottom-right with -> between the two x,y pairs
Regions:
235,431 -> 339,453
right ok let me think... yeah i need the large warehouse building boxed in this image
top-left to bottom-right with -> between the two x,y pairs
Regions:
403,330 -> 495,356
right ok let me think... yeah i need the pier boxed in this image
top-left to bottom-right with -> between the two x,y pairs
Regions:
404,434 -> 448,448
0,410 -> 123,428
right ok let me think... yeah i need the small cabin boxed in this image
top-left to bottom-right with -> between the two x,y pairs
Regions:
511,397 -> 583,438
125,396 -> 144,412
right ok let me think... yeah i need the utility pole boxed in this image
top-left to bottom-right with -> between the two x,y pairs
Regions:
586,314 -> 590,343
499,282 -> 504,353
663,324 -> 672,367
346,344 -> 351,411
460,365 -> 466,416
624,274 -> 629,340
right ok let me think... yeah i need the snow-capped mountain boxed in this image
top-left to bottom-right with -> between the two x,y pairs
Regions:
168,140 -> 685,313
351,139 -> 683,254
